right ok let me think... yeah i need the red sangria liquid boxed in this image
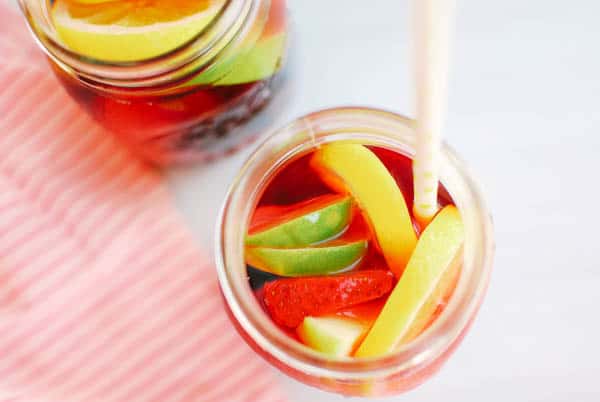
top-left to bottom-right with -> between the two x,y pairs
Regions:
245,143 -> 464,358
44,0 -> 287,165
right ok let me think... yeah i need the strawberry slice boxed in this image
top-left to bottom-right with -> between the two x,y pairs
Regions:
263,270 -> 394,328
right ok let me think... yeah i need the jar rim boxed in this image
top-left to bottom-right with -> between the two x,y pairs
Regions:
17,0 -> 256,84
215,106 -> 494,380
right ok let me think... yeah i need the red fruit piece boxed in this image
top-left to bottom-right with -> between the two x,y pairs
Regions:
263,270 -> 395,328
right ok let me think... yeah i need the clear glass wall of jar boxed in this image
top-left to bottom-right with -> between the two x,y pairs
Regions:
216,107 -> 494,397
18,0 -> 288,165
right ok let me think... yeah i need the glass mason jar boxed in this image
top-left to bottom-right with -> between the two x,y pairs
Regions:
18,0 -> 288,166
215,107 -> 494,397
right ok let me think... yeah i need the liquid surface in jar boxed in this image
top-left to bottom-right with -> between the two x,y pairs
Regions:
245,143 -> 464,358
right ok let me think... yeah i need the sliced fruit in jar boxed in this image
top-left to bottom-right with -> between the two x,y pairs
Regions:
297,316 -> 369,357
215,33 -> 286,85
354,206 -> 464,358
401,245 -> 462,344
246,240 -> 367,277
52,0 -> 225,62
184,0 -> 287,86
246,195 -> 352,248
311,144 -> 417,277
189,33 -> 287,87
262,270 -> 394,328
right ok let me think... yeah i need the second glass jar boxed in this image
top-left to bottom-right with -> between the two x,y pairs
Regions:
19,0 -> 288,165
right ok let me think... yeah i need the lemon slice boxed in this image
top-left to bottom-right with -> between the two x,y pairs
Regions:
52,0 -> 225,62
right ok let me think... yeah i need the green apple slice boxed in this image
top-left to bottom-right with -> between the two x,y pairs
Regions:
246,240 -> 367,277
216,33 -> 286,85
184,33 -> 286,87
246,196 -> 352,248
354,206 -> 464,357
297,316 -> 369,357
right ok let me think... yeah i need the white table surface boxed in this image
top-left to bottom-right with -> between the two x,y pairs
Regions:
7,0 -> 600,401
168,1 -> 600,401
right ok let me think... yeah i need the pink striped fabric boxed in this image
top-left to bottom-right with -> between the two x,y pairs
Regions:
0,4 -> 286,402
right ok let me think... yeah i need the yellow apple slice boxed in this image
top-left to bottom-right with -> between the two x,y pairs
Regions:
354,205 -> 464,358
311,144 -> 417,276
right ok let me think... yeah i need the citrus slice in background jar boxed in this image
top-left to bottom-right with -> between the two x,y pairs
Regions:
52,0 -> 226,61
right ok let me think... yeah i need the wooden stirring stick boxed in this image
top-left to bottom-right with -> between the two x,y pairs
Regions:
412,0 -> 455,227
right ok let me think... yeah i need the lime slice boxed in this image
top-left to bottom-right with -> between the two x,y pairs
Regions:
214,33 -> 284,84
246,240 -> 367,277
246,196 -> 352,248
186,32 -> 286,86
51,0 -> 225,62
